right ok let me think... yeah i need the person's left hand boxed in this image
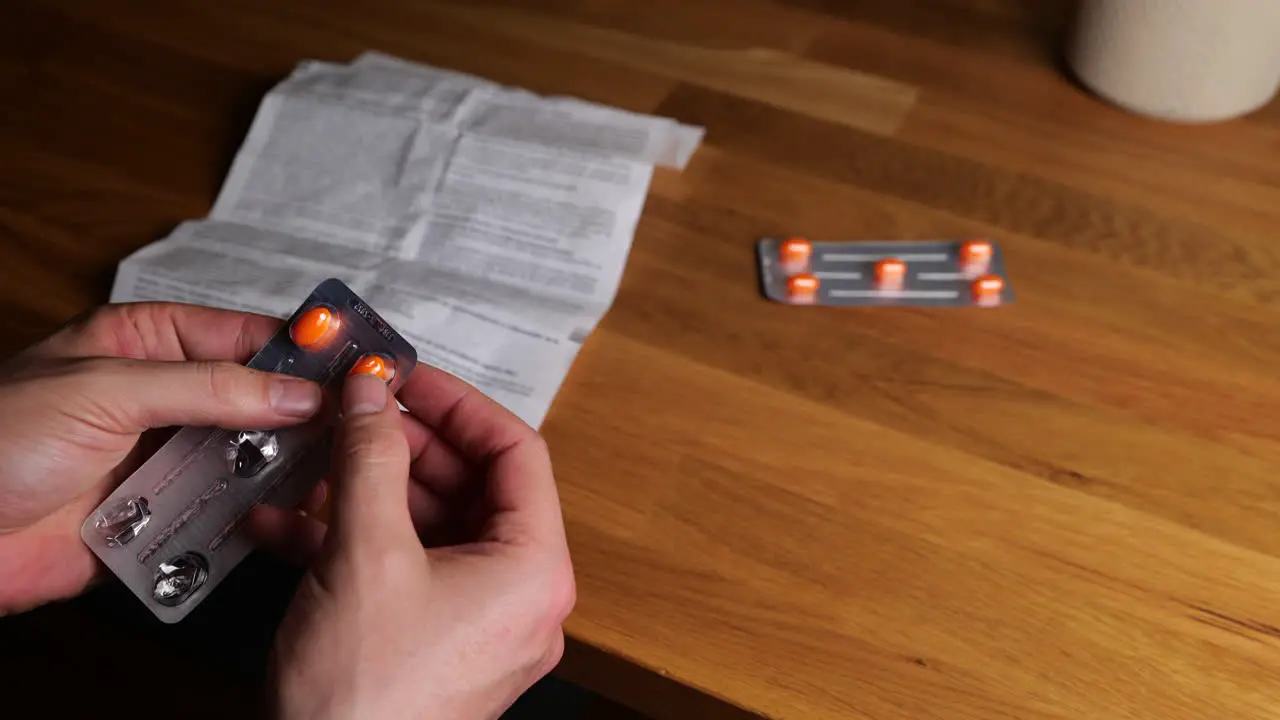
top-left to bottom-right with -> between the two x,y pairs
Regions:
0,303 -> 322,613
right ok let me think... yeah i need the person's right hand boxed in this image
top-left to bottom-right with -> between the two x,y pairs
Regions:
252,365 -> 576,720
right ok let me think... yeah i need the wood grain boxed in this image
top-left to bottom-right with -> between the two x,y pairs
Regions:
3,1 -> 1280,718
429,2 -> 918,136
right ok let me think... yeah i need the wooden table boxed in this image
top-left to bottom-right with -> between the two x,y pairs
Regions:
4,1 -> 1280,718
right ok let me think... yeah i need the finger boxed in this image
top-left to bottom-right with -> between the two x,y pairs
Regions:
407,482 -> 488,547
32,303 -> 280,363
400,410 -> 471,497
482,435 -> 566,548
402,411 -> 493,543
406,483 -> 448,542
248,505 -> 327,566
299,480 -> 329,519
397,365 -> 564,548
55,357 -> 322,433
328,372 -> 416,546
397,364 -> 539,462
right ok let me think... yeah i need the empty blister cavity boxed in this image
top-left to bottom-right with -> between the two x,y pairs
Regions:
228,430 -> 280,477
320,341 -> 361,384
208,446 -> 313,555
153,553 -> 208,606
95,497 -> 151,548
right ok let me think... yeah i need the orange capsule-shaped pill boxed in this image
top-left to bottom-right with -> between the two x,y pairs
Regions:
349,353 -> 396,383
290,305 -> 341,350
779,237 -> 812,274
971,274 -> 1005,306
787,273 -> 820,303
875,258 -> 907,290
960,240 -> 994,274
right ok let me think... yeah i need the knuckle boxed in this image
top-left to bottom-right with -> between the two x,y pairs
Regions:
16,303 -> 156,366
75,304 -> 144,356
551,561 -> 577,620
80,304 -> 130,336
526,432 -> 551,459
517,432 -> 555,474
537,632 -> 566,677
535,557 -> 577,628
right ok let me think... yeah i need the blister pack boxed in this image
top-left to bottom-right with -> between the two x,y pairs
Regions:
757,237 -> 1014,307
80,279 -> 417,622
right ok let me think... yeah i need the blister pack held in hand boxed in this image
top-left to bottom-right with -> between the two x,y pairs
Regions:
80,279 -> 417,622
757,237 -> 1014,307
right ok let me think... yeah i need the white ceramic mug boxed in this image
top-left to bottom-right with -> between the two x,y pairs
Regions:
1069,0 -> 1280,122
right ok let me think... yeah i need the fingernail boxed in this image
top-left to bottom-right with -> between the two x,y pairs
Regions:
271,378 -> 323,418
344,372 -> 387,416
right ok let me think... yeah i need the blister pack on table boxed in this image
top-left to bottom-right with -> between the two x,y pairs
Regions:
757,237 -> 1014,307
81,279 -> 417,622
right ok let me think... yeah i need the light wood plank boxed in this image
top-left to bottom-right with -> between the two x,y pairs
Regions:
428,1 -> 919,136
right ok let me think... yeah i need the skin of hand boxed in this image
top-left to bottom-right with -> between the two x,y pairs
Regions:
253,367 -> 576,720
0,303 -> 322,614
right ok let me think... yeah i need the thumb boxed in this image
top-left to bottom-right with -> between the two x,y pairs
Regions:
61,357 -> 322,432
327,371 -> 416,548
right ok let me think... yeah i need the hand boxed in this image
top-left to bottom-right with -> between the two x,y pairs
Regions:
252,367 -> 576,720
0,303 -> 322,613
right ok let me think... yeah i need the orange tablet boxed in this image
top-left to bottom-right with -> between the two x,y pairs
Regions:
874,258 -> 908,290
787,273 -> 820,303
289,305 -> 342,350
349,352 -> 397,383
971,274 -> 1005,306
779,237 -> 813,274
960,239 -> 994,273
